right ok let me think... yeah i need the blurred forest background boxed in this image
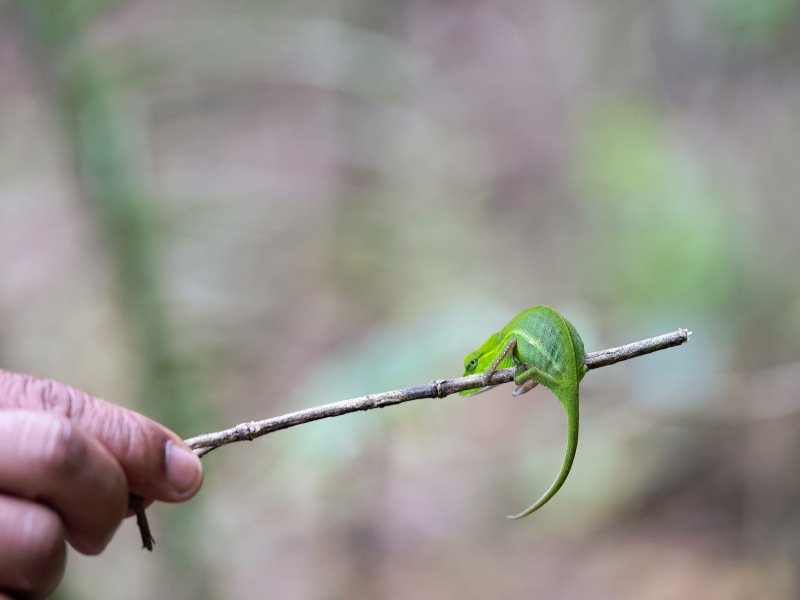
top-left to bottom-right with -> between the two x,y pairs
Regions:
1,0 -> 800,598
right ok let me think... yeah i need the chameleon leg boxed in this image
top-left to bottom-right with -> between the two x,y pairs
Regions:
483,337 -> 517,388
512,364 -> 559,396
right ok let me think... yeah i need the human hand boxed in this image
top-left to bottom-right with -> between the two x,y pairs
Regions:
0,369 -> 203,599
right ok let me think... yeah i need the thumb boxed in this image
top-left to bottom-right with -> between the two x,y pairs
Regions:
0,369 -> 203,502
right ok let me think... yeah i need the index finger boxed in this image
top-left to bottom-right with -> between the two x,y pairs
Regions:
0,369 -> 203,502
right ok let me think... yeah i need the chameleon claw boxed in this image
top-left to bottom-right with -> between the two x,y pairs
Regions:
512,379 -> 539,396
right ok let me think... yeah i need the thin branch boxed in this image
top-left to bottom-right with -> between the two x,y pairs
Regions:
185,328 -> 691,457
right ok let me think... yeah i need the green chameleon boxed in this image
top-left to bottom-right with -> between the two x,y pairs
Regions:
461,305 -> 587,519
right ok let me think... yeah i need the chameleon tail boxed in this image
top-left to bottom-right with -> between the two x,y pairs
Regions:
507,388 -> 579,520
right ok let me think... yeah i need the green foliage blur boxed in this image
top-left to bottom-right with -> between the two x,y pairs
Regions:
1,0 -> 800,598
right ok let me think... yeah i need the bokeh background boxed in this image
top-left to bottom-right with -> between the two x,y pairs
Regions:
2,0 -> 800,598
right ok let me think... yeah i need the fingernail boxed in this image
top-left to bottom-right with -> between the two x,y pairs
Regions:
165,441 -> 203,497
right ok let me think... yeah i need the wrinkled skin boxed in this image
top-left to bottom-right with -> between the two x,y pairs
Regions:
0,369 -> 203,599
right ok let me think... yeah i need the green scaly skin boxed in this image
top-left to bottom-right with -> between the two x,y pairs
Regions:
461,305 -> 587,519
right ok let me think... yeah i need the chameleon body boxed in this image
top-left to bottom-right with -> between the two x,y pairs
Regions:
461,305 -> 587,519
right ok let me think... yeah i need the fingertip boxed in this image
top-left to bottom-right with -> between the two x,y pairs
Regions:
164,441 -> 203,500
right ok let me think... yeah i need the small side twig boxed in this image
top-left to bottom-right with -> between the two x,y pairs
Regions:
184,328 -> 691,458
128,493 -> 154,551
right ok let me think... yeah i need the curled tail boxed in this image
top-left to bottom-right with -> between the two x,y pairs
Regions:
507,388 -> 579,520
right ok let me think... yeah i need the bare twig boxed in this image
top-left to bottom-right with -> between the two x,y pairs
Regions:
185,328 -> 691,457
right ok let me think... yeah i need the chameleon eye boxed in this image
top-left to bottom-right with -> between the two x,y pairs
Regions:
467,359 -> 477,370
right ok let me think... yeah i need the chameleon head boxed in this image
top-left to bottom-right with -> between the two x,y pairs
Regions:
463,353 -> 480,375
461,332 -> 509,396
460,351 -> 491,396
462,332 -> 506,377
